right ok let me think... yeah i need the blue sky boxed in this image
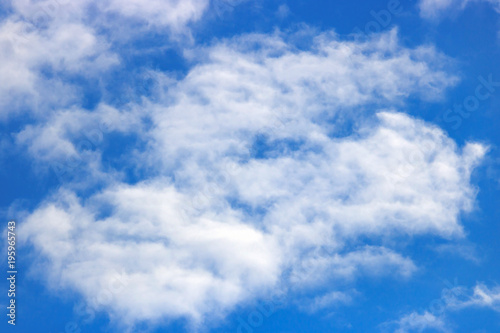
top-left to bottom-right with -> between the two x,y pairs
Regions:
1,0 -> 500,332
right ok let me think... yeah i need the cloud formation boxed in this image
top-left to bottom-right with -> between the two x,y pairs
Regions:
389,282 -> 500,332
14,26 -> 487,329
0,0 -> 226,118
392,311 -> 449,333
419,0 -> 500,18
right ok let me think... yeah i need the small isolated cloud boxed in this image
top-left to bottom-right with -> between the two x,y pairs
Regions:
276,4 -> 291,19
433,242 -> 481,263
392,311 -> 449,333
301,290 -> 358,313
419,0 -> 463,18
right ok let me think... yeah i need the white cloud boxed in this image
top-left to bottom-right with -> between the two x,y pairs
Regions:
446,283 -> 500,311
9,0 -> 211,30
18,111 -> 485,326
419,0 -> 500,18
14,28 -> 486,329
0,18 -> 118,118
20,183 -> 283,326
433,242 -> 481,263
466,284 -> 500,310
145,28 -> 459,174
0,0 -> 232,118
0,0 -> 491,330
290,246 -> 417,287
419,0 -> 462,18
392,311 -> 449,333
231,112 -> 484,240
276,4 -> 291,19
302,290 -> 357,313
16,104 -> 141,161
388,281 -> 500,332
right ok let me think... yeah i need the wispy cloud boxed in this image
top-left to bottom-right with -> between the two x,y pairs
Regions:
391,311 -> 450,333
387,281 -> 500,332
419,0 -> 500,18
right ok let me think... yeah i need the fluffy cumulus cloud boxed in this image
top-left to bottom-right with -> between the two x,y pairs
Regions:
15,24 -> 487,329
21,186 -> 282,325
0,18 -> 118,117
0,0 -> 221,118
